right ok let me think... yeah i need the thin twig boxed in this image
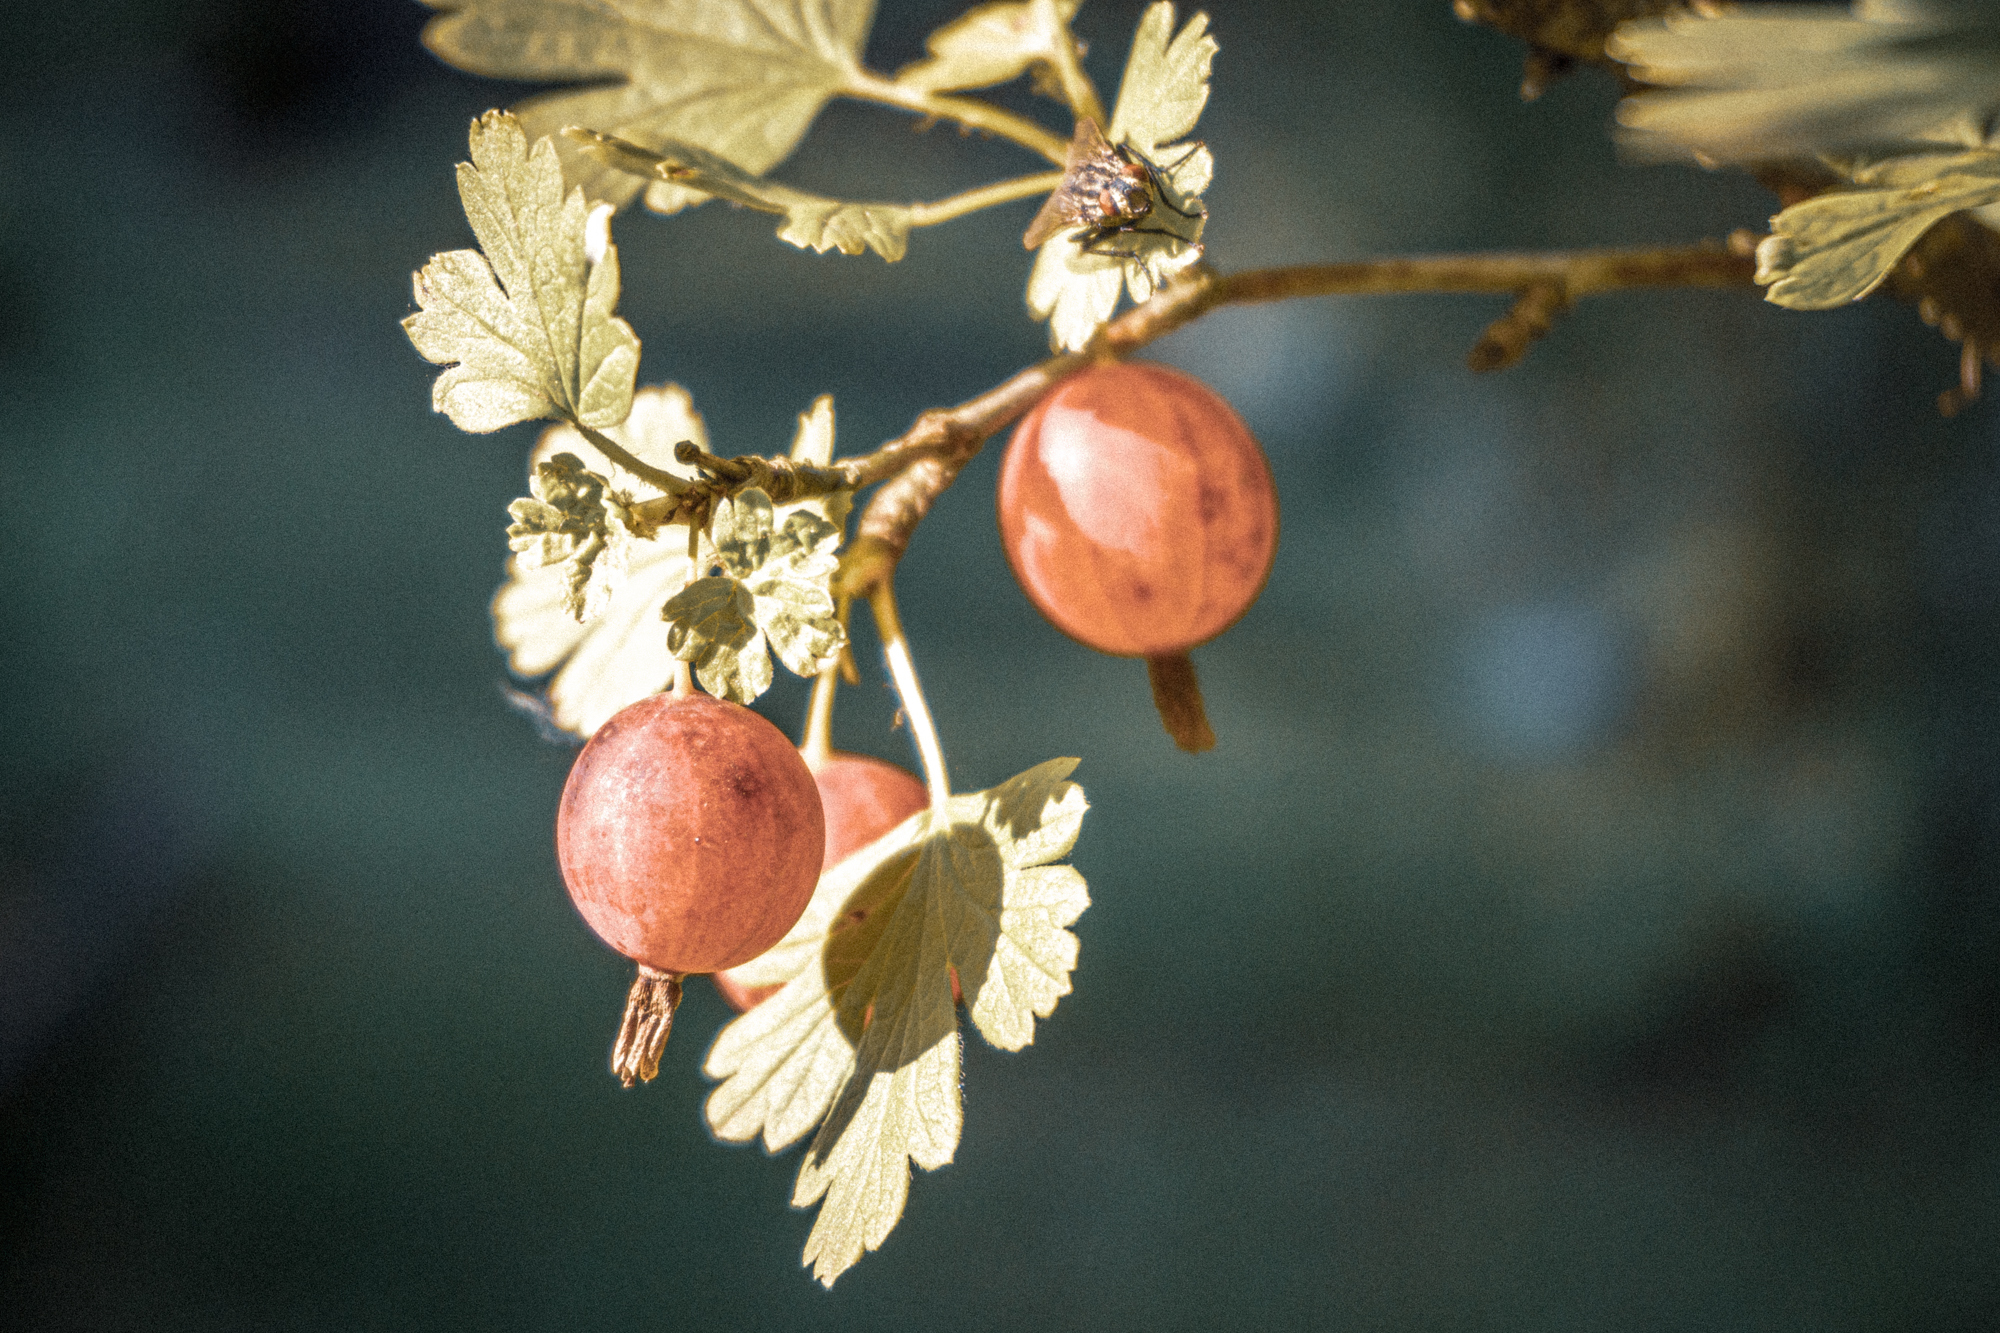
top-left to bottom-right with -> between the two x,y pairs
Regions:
845,73 -> 1070,165
908,171 -> 1066,228
574,422 -> 688,496
1042,21 -> 1106,130
832,242 -> 1757,596
614,245 -> 1756,591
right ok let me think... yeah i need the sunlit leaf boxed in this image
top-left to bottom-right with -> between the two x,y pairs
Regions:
703,759 -> 1089,1286
1106,0 -> 1215,157
421,0 -> 875,213
505,452 -> 635,620
404,112 -> 640,433
492,385 -> 703,736
1024,3 -> 1211,350
493,386 -> 850,733
1756,149 -> 2000,308
1610,1 -> 2000,163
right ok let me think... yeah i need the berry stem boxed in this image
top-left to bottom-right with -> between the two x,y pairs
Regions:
869,582 -> 951,811
801,665 -> 838,769
1146,653 -> 1217,753
612,966 -> 683,1087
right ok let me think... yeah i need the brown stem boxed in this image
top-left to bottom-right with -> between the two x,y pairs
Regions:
611,965 -> 682,1087
591,245 -> 1758,594
831,242 -> 1755,596
1146,652 -> 1216,753
1468,281 -> 1571,373
574,423 -> 690,496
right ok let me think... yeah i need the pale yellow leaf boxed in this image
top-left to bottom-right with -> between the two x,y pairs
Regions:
1024,5 -> 1211,350
404,112 -> 639,433
702,759 -> 1089,1286
1756,149 -> 2000,307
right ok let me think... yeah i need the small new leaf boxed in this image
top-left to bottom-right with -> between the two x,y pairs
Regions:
405,112 -> 639,433
571,129 -> 914,261
491,386 -> 701,738
421,0 -> 874,214
494,387 -> 850,735
704,758 -> 1090,1286
1757,150 -> 2000,309
662,488 -> 844,703
894,0 -> 1084,97
1610,2 -> 2000,164
1025,3 -> 1213,351
506,452 -> 634,621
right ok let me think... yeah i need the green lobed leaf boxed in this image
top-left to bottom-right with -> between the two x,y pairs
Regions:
421,0 -> 875,214
892,0 -> 1084,96
570,129 -> 913,261
1756,149 -> 2000,309
404,112 -> 640,433
661,486 -> 845,703
1609,2 -> 2000,164
1025,4 -> 1213,352
703,758 -> 1089,1286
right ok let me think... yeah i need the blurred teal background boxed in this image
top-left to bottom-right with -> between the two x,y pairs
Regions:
6,1 -> 2000,1327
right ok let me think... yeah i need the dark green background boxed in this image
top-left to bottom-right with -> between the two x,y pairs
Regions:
5,1 -> 2000,1327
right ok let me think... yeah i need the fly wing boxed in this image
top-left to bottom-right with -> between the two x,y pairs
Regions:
1022,187 -> 1080,249
1023,119 -> 1116,249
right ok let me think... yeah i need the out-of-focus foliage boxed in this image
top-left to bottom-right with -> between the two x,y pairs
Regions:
705,758 -> 1088,1286
420,0 -> 876,213
1453,0 -> 1681,96
1754,150 -> 2000,309
404,112 -> 639,433
892,0 -> 1083,95
1610,1 -> 2000,164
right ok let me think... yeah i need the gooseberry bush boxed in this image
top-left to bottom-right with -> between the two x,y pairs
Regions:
402,0 -> 2000,1286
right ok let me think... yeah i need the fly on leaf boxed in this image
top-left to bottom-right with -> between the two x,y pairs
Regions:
1022,118 -> 1198,254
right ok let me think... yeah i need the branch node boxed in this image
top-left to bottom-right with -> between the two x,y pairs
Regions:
1468,281 -> 1571,373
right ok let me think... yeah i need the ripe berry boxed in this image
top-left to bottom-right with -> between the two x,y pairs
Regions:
557,690 -> 824,1081
712,750 -> 929,1013
997,360 -> 1278,749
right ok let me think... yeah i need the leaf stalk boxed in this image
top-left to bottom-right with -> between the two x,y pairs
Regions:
845,72 -> 1070,165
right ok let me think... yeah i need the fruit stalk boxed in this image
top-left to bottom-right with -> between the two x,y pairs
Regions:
870,582 -> 951,811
